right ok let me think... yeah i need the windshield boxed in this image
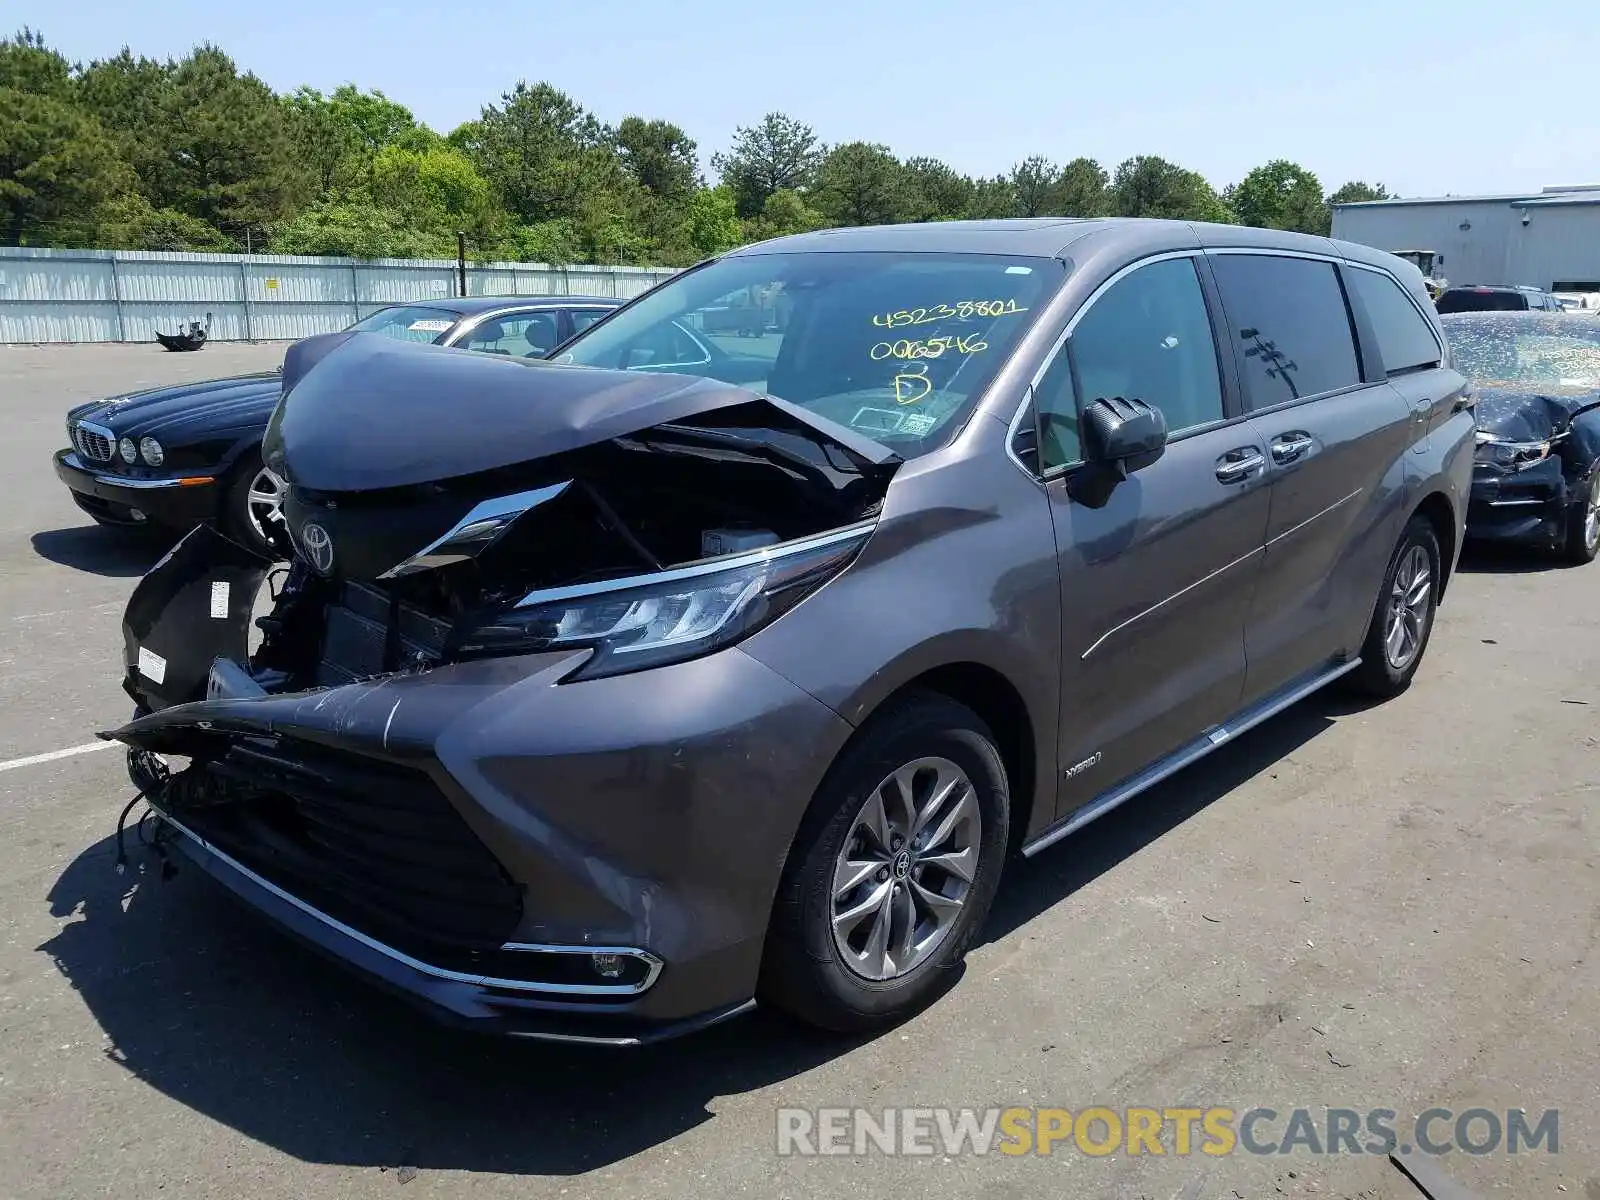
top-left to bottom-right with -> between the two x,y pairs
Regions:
554,251 -> 1064,455
345,305 -> 460,343
1443,315 -> 1600,386
1437,289 -> 1528,314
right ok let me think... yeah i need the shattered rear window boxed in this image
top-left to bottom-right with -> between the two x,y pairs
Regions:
554,251 -> 1063,455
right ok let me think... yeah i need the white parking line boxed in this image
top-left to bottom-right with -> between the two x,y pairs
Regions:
0,741 -> 117,774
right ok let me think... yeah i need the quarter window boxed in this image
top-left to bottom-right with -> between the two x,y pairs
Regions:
1346,268 -> 1442,375
1209,254 -> 1362,409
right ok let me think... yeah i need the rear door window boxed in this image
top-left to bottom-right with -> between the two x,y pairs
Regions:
1346,268 -> 1443,375
1209,254 -> 1362,409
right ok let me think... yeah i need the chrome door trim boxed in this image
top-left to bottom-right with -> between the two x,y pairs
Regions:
1079,544 -> 1264,660
1022,658 -> 1362,858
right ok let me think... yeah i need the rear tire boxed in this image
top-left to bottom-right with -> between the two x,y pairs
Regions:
759,693 -> 1010,1033
1346,515 -> 1441,698
1560,471 -> 1600,565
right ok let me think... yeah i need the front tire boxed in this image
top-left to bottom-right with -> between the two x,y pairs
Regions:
223,454 -> 284,558
759,693 -> 1010,1033
1561,471 -> 1600,565
1347,515 -> 1441,698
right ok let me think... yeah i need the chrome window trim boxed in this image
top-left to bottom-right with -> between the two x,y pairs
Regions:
155,810 -> 664,996
1341,260 -> 1448,368
1004,249 -> 1215,481
444,302 -> 603,349
515,519 -> 877,608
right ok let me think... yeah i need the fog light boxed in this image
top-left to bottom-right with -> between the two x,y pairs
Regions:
591,952 -> 626,979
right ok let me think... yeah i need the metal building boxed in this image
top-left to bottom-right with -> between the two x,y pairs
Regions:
1331,185 -> 1600,293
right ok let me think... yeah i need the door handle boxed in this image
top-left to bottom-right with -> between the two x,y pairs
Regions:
1270,433 -> 1314,464
1215,449 -> 1266,483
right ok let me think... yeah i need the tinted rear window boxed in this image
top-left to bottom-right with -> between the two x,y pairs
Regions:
1436,290 -> 1528,314
1209,254 -> 1363,408
1347,268 -> 1442,375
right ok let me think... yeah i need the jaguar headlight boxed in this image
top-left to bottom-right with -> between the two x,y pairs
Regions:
118,437 -> 138,464
1473,430 -> 1553,471
139,436 -> 165,467
454,524 -> 873,679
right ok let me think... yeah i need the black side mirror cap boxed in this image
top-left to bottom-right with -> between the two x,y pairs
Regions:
1083,396 -> 1168,472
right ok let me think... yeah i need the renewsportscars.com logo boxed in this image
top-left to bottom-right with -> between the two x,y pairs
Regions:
775,1106 -> 1560,1158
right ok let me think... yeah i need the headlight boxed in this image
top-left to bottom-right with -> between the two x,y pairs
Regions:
453,524 -> 874,679
1473,430 -> 1553,471
138,437 -> 165,467
118,437 -> 138,464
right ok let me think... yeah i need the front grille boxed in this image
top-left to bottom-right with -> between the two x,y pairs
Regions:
167,736 -> 523,955
74,423 -> 113,462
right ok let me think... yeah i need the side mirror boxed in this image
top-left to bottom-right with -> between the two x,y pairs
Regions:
1084,396 -> 1168,472
1068,397 -> 1168,507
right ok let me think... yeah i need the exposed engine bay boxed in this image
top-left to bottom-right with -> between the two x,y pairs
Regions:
119,332 -> 900,715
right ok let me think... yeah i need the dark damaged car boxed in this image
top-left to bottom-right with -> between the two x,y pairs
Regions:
1442,311 -> 1600,563
105,220 -> 1472,1044
54,295 -> 623,555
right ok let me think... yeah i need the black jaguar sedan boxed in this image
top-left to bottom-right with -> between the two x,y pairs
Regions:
1442,311 -> 1600,563
54,294 -> 626,554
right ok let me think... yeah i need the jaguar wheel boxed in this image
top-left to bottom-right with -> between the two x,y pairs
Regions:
759,692 -> 1010,1033
224,455 -> 284,558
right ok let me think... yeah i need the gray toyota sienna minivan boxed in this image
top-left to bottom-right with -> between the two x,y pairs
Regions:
111,218 -> 1473,1044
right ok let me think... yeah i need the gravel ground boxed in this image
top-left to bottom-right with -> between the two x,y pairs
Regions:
1,342 -> 1595,1200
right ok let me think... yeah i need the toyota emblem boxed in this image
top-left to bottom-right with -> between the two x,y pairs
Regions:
299,521 -> 335,575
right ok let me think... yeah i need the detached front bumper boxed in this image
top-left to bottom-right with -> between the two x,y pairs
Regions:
1465,458 -> 1570,545
54,449 -> 218,530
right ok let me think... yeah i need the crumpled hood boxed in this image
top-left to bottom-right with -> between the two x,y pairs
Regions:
266,332 -> 894,493
1475,385 -> 1600,443
72,373 -> 283,440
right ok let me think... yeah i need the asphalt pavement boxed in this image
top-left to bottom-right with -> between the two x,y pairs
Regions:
1,343 -> 1596,1200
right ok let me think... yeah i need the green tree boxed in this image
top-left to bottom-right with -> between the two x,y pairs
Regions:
1110,155 -> 1234,223
1056,156 -> 1109,216
966,175 -> 1016,219
1328,180 -> 1391,205
711,112 -> 824,218
0,27 -> 72,96
903,156 -> 974,222
1229,159 -> 1328,233
97,193 -> 234,250
269,200 -> 441,258
615,117 -> 698,200
369,142 -> 504,246
0,87 -> 127,244
468,81 -> 612,224
1010,155 -> 1060,217
745,187 -> 823,241
811,142 -> 907,226
687,184 -> 742,256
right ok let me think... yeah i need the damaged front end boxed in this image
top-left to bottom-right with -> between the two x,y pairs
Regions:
103,332 -> 895,1040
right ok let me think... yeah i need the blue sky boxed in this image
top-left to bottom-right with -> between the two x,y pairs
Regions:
23,0 -> 1600,198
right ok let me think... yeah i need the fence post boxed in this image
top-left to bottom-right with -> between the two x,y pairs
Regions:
239,258 -> 254,342
108,252 -> 127,342
350,262 -> 360,324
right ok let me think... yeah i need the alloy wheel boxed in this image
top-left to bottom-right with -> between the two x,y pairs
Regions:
830,756 -> 980,981
245,466 -> 285,543
1585,475 -> 1600,552
1384,543 -> 1432,671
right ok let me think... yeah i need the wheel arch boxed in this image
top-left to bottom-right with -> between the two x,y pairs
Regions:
1413,488 -> 1459,599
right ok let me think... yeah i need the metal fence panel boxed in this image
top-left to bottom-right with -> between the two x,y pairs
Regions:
0,247 -> 681,344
